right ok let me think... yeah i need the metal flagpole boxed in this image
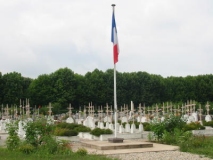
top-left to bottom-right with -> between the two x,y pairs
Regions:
114,63 -> 117,138
108,4 -> 123,143
112,4 -> 117,139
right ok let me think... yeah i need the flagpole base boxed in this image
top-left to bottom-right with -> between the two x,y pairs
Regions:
108,137 -> 124,143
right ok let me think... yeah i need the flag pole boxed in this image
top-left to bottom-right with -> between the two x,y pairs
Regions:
108,4 -> 123,143
112,4 -> 117,139
112,4 -> 117,138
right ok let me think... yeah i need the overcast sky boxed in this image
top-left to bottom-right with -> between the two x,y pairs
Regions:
0,0 -> 213,79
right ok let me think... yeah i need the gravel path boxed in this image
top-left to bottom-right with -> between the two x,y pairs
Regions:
107,151 -> 212,160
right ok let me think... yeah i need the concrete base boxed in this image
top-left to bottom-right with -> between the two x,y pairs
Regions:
108,137 -> 124,143
81,139 -> 153,150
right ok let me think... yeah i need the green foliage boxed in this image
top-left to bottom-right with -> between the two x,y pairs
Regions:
54,128 -> 78,136
163,115 -> 186,132
37,135 -> 59,154
183,122 -> 205,131
162,128 -> 184,144
150,122 -> 165,141
53,123 -> 91,136
143,122 -> 151,131
76,147 -> 88,156
0,147 -> 117,160
150,115 -> 186,141
19,143 -> 35,154
5,121 -> 21,150
74,125 -> 91,132
23,118 -> 54,147
178,132 -> 213,157
2,69 -> 213,110
203,120 -> 213,127
90,128 -> 113,137
1,72 -> 32,104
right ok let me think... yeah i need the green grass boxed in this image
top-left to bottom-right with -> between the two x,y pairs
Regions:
0,147 -> 117,160
179,136 -> 213,159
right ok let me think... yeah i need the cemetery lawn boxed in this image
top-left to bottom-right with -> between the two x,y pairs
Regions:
179,136 -> 213,158
0,147 -> 117,160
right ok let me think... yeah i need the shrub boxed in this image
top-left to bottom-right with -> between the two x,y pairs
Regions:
150,122 -> 165,141
76,147 -> 88,156
19,143 -> 35,154
143,122 -> 151,131
24,118 -> 55,147
183,122 -> 205,132
63,130 -> 78,136
90,128 -> 113,137
5,121 -> 21,151
104,129 -> 113,134
54,124 -> 91,136
74,125 -> 91,133
150,115 -> 186,142
54,128 -> 78,136
203,121 -> 213,127
162,128 -> 184,145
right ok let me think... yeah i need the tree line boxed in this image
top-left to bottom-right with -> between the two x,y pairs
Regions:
0,67 -> 213,113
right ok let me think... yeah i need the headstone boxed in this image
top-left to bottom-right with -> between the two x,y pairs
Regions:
125,123 -> 130,133
99,121 -> 104,129
192,112 -> 198,121
141,116 -> 147,123
66,117 -> 74,123
121,116 -> 128,123
130,123 -> 136,133
85,116 -> 95,129
18,120 -> 26,138
105,121 -> 109,129
205,115 -> 212,122
109,123 -> 114,131
138,123 -> 144,133
119,124 -> 124,133
104,116 -> 112,123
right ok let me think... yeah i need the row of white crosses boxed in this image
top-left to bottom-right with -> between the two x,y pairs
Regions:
0,99 -> 30,120
47,102 -> 53,116
67,103 -> 73,118
19,99 -> 31,118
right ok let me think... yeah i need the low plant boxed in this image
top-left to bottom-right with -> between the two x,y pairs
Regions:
54,128 -> 78,136
183,122 -> 205,131
19,143 -> 35,154
150,115 -> 186,141
162,128 -> 184,145
76,147 -> 88,156
143,122 -> 151,131
90,128 -> 113,137
203,120 -> 213,127
5,121 -> 21,151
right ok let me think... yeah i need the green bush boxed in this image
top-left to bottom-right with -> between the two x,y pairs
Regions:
150,122 -> 165,141
54,128 -> 78,136
150,115 -> 186,141
203,121 -> 213,127
56,123 -> 79,130
143,122 -> 151,131
104,129 -> 113,134
6,121 -> 21,151
183,122 -> 205,131
90,128 -> 113,137
19,143 -> 35,154
63,130 -> 78,136
162,128 -> 184,145
76,147 -> 88,156
54,123 -> 91,136
74,125 -> 91,132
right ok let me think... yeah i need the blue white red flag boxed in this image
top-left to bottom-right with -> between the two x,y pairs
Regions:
111,10 -> 119,64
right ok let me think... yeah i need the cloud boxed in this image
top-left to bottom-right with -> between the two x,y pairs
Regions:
0,0 -> 213,78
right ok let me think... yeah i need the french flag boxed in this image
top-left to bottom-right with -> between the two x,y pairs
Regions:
111,10 -> 119,64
